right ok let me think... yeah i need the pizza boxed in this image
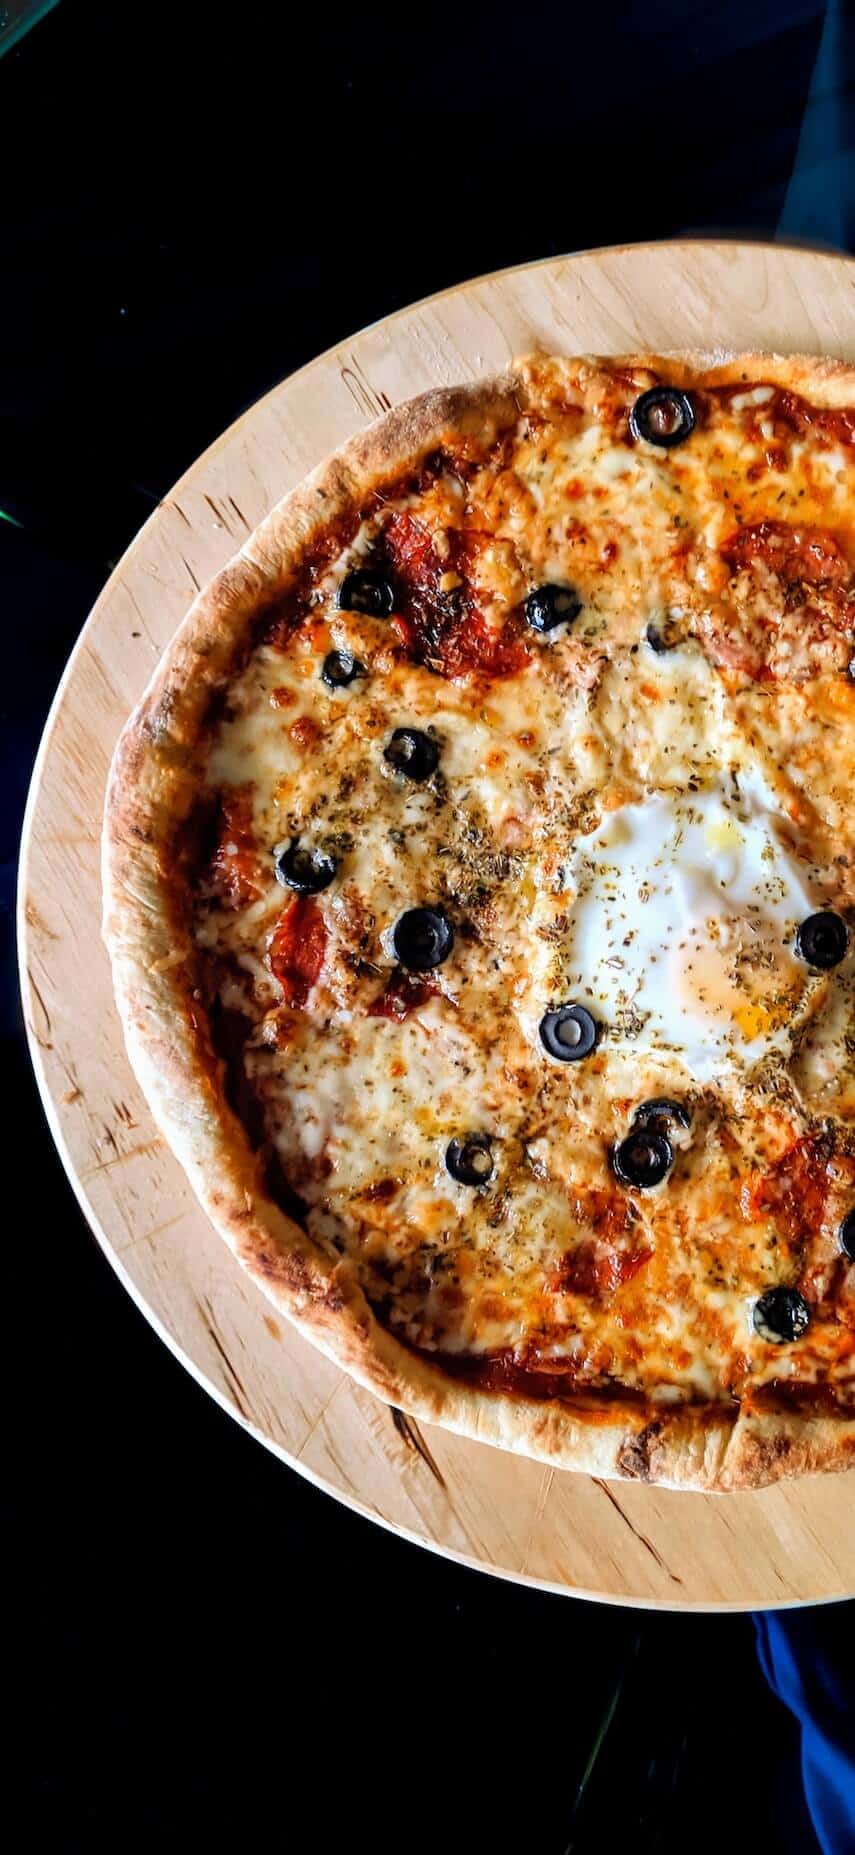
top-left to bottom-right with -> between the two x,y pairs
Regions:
102,351 -> 855,1492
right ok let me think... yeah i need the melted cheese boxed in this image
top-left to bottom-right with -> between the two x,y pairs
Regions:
192,357 -> 855,1409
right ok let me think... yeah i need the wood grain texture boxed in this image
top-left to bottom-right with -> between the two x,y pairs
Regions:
19,241 -> 855,1609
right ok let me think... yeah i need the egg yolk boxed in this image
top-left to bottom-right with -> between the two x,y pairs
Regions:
672,915 -> 808,1050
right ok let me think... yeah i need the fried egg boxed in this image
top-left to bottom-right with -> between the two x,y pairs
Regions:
562,781 -> 817,1079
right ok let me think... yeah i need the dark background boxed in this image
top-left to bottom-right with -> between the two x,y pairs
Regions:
3,2 -> 852,1848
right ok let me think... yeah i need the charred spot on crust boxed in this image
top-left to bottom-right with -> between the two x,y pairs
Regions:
616,1420 -> 664,1481
253,1242 -> 343,1310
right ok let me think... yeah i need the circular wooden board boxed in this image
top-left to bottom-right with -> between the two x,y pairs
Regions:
20,241 -> 855,1610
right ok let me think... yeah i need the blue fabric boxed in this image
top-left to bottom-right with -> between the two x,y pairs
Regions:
778,0 -> 854,249
755,1610 -> 855,1854
759,10 -> 855,1851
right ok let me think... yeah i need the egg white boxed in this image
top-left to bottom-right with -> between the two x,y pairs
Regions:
557,781 -> 817,1080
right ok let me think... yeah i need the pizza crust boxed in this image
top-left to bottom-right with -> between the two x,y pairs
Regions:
103,353 -> 855,1492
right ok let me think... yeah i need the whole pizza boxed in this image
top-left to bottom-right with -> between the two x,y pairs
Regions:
103,352 -> 855,1491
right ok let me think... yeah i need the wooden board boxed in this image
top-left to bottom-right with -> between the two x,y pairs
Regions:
19,240 -> 855,1610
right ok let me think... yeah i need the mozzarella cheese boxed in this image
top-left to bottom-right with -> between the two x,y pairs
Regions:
191,357 -> 855,1409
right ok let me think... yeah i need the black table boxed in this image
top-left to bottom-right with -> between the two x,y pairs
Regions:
5,3 -> 851,1847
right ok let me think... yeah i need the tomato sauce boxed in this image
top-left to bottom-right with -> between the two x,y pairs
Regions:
384,510 -> 530,682
712,383 -> 855,451
268,897 -> 327,1006
368,970 -> 439,1021
739,1134 -> 832,1258
552,1240 -> 653,1298
422,1347 -> 649,1405
721,519 -> 850,586
209,788 -> 263,908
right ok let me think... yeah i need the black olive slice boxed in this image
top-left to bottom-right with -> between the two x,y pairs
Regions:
753,1286 -> 811,1344
539,1004 -> 598,1062
338,568 -> 394,618
645,618 -> 680,654
392,906 -> 453,971
445,1132 -> 494,1187
524,583 -> 582,634
612,1127 -> 673,1189
633,1098 -> 691,1132
321,649 -> 366,689
275,842 -> 337,894
794,911 -> 849,971
839,1210 -> 855,1261
383,728 -> 440,782
629,387 -> 695,448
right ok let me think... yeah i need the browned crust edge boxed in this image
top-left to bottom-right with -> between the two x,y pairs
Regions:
102,353 -> 855,1493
